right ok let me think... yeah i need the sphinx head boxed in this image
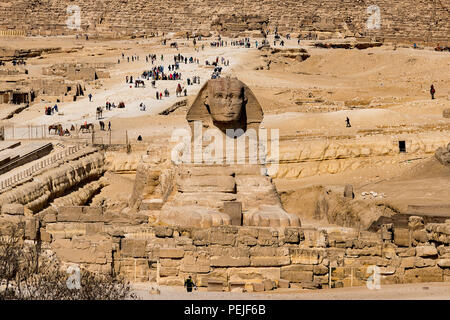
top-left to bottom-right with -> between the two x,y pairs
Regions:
205,78 -> 247,123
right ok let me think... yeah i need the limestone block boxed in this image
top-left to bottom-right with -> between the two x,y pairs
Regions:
180,252 -> 211,273
283,227 -> 302,244
278,279 -> 290,288
228,281 -> 246,292
396,247 -> 416,257
159,205 -> 230,228
172,192 -> 237,208
302,229 -> 328,248
243,205 -> 301,228
160,258 -> 181,267
176,176 -> 236,193
58,206 -> 103,223
437,245 -> 450,258
394,228 -> 410,247
223,201 -> 242,226
238,227 -> 259,238
400,257 -> 416,269
227,267 -> 280,283
381,224 -> 393,241
208,247 -> 249,257
263,279 -> 275,291
25,217 -> 39,240
249,247 -> 289,257
43,213 -> 57,223
412,230 -> 428,243
414,258 -> 436,268
408,216 -> 424,231
178,166 -> 235,178
207,279 -> 224,292
437,259 -> 450,268
159,266 -> 179,277
140,199 -> 164,211
252,282 -> 265,292
280,265 -> 314,283
443,108 -> 450,118
40,230 -> 52,242
1,203 -> 24,215
343,184 -> 354,199
158,276 -> 184,286
51,237 -> 112,265
313,265 -> 329,275
250,256 -> 291,267
210,256 -> 250,267
154,226 -> 173,238
159,248 -> 185,259
237,235 -> 258,246
314,275 -> 329,284
290,248 -> 324,265
415,245 -> 438,257
197,269 -> 228,287
121,239 -> 147,258
404,266 -> 443,283
208,229 -> 236,246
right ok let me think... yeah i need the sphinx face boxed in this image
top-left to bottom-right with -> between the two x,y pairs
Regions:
206,78 -> 246,123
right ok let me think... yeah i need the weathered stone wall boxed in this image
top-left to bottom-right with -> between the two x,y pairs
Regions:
0,1 -> 448,42
275,133 -> 449,179
16,204 -> 449,290
0,147 -> 105,213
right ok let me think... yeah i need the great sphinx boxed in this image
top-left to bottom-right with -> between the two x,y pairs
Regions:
131,77 -> 301,228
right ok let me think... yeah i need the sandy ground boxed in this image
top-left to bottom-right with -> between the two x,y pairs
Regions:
131,282 -> 450,300
1,35 -> 448,211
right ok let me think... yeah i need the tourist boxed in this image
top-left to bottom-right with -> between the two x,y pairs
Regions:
108,121 -> 111,131
346,117 -> 351,128
184,276 -> 196,292
430,85 -> 435,99
88,93 -> 92,102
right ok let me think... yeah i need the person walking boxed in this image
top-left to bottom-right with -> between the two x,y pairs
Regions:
430,84 -> 436,100
88,93 -> 92,102
346,117 -> 351,128
108,121 -> 111,131
184,276 -> 196,293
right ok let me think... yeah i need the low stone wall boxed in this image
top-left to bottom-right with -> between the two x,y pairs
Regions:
17,204 -> 449,291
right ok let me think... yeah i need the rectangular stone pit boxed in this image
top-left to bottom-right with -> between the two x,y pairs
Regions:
207,279 -> 225,292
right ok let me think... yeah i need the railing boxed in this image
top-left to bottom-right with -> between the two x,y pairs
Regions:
0,145 -> 83,190
3,125 -> 48,140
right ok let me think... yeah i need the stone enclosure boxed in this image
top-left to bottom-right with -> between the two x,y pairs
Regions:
6,203 -> 449,291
